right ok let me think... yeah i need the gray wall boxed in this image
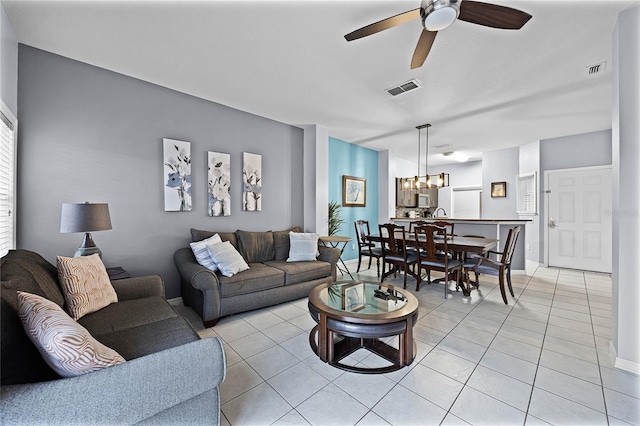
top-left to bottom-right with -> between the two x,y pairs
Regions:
17,45 -> 305,299
481,147 -> 519,219
1,2 -> 18,113
431,160 -> 482,216
538,129 -> 612,261
519,141 -> 541,263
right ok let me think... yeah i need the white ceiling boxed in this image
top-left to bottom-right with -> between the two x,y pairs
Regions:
4,0 -> 638,166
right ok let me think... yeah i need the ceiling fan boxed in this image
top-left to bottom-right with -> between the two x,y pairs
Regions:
345,0 -> 532,69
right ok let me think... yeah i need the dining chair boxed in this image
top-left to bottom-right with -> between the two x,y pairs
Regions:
379,223 -> 418,289
414,225 -> 463,297
461,234 -> 488,286
432,221 -> 455,237
409,220 -> 428,233
463,226 -> 521,304
354,220 -> 382,276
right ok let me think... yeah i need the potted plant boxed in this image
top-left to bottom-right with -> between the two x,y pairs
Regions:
328,201 -> 345,236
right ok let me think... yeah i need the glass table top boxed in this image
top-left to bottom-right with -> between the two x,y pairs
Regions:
317,281 -> 409,314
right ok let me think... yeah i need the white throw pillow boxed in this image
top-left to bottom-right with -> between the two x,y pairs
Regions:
206,241 -> 250,277
190,234 -> 223,271
287,232 -> 319,262
17,291 -> 126,378
57,254 -> 118,320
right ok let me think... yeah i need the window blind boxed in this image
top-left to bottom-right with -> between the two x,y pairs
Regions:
517,172 -> 536,215
0,106 -> 16,257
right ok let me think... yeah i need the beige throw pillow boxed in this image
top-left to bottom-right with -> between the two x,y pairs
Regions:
57,254 -> 118,320
17,291 -> 126,377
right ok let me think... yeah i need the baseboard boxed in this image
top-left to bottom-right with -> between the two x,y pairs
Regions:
609,340 -> 640,375
168,297 -> 183,307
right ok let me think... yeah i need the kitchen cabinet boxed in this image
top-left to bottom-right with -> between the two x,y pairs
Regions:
396,178 -> 417,207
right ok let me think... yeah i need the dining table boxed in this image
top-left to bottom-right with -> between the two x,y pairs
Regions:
366,232 -> 498,296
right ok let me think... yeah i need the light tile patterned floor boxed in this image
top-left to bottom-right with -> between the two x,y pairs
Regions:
176,264 -> 640,426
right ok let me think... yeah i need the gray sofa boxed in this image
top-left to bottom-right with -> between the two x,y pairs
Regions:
175,228 -> 341,327
1,249 -> 226,425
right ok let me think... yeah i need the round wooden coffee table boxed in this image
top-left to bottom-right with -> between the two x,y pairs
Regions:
308,280 -> 419,374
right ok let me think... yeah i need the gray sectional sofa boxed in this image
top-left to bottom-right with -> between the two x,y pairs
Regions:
1,249 -> 226,425
175,228 -> 340,327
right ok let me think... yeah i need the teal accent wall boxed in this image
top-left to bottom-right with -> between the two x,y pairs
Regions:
328,137 -> 379,263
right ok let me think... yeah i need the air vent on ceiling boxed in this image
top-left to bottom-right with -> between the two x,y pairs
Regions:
385,79 -> 422,97
586,61 -> 606,76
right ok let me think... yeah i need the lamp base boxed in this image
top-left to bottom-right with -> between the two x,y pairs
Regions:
74,233 -> 103,258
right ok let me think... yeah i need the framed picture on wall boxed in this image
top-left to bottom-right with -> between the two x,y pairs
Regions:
491,181 -> 507,198
342,175 -> 366,207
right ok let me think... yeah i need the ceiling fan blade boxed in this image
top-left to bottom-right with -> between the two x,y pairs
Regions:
458,1 -> 532,30
345,8 -> 421,41
411,30 -> 437,69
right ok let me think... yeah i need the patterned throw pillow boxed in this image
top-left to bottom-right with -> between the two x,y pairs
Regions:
17,291 -> 125,377
190,233 -> 223,271
206,241 -> 250,277
287,232 -> 319,262
57,254 -> 118,320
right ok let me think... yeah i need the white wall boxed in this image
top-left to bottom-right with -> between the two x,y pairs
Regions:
1,2 -> 18,113
611,5 -> 639,374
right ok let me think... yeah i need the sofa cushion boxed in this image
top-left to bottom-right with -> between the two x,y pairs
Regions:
1,297 -> 59,385
190,233 -> 222,271
236,230 -> 275,263
273,227 -> 302,261
17,292 -> 126,378
191,228 -> 237,249
57,254 -> 118,320
207,241 -> 250,277
78,296 -> 179,337
218,263 -> 284,298
287,232 -> 320,262
95,317 -> 199,360
1,249 -> 65,308
264,260 -> 332,285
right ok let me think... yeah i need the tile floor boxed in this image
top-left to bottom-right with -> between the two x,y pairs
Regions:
176,263 -> 640,426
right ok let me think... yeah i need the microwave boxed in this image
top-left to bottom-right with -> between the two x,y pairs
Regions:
417,193 -> 431,208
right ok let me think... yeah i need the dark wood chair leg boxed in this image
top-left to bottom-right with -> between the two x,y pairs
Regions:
506,266 -> 515,297
499,268 -> 508,304
357,254 -> 363,273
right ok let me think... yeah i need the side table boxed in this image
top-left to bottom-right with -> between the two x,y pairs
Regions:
107,267 -> 131,281
319,235 -> 354,280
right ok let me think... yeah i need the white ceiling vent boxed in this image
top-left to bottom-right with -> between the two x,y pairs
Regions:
586,61 -> 606,76
385,79 -> 422,97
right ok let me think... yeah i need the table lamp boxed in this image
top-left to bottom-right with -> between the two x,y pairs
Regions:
60,202 -> 112,258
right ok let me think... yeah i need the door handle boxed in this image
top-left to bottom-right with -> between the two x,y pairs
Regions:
548,218 -> 557,228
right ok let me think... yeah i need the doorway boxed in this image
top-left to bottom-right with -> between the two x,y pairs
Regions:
545,166 -> 612,273
452,187 -> 482,219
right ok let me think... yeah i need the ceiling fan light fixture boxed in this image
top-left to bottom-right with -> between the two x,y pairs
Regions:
424,6 -> 458,31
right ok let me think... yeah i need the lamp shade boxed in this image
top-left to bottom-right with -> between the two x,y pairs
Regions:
60,203 -> 112,233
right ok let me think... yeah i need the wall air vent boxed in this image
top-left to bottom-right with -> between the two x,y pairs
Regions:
586,61 -> 606,76
385,79 -> 422,97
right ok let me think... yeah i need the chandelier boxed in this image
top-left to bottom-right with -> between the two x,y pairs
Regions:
401,123 -> 449,190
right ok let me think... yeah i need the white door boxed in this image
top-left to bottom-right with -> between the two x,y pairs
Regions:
452,189 -> 481,219
547,167 -> 612,272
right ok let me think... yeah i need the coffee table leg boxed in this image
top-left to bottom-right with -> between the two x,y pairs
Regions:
318,313 -> 328,362
402,318 -> 414,365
